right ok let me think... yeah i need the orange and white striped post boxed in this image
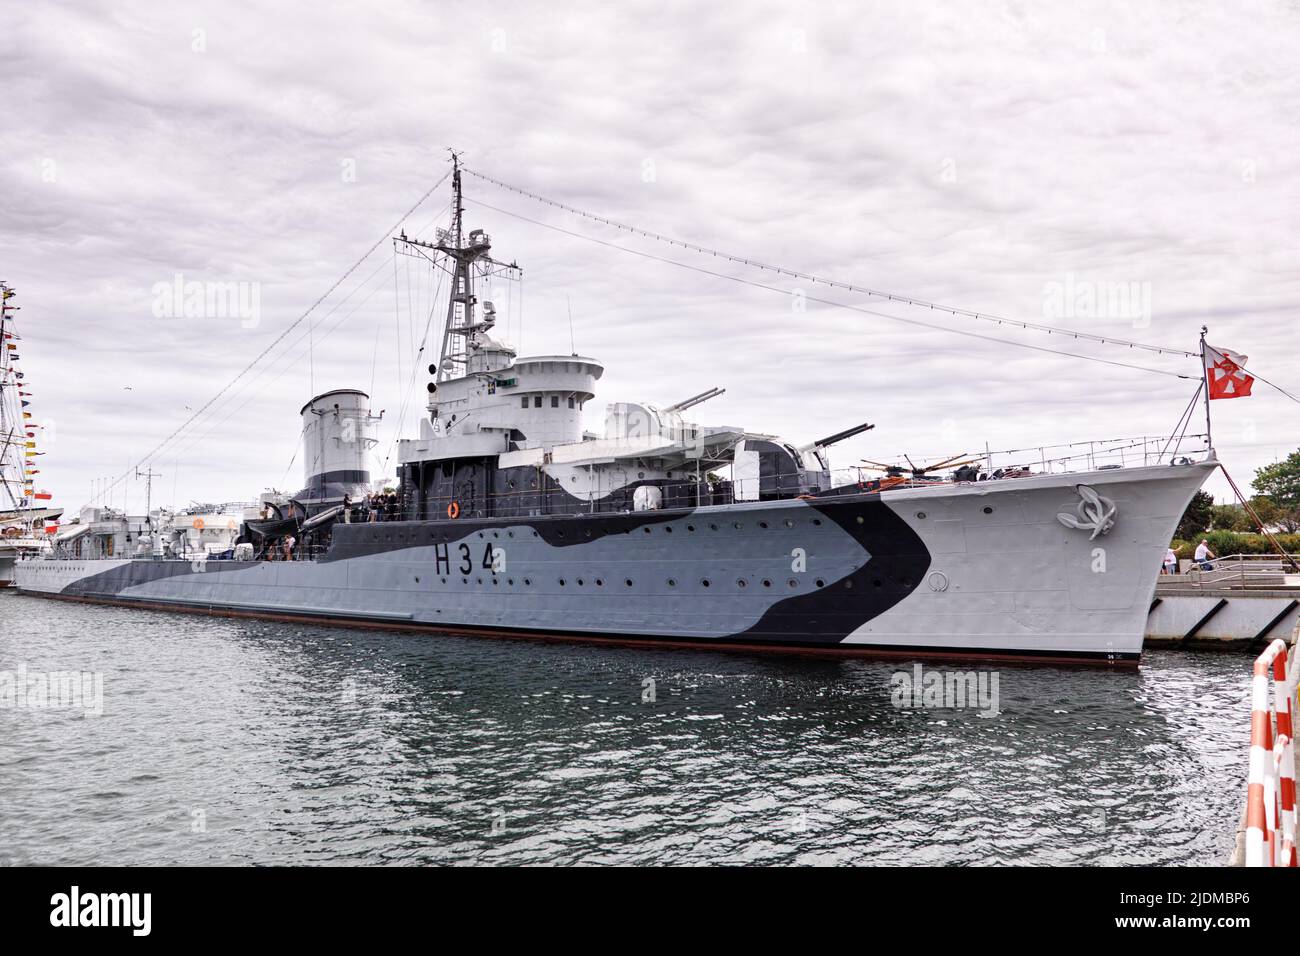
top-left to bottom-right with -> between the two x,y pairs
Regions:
1275,735 -> 1295,866
1246,639 -> 1294,867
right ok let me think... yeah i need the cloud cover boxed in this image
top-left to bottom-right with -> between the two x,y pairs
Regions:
3,0 -> 1298,511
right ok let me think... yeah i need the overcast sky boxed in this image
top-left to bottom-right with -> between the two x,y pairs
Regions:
4,0 -> 1298,515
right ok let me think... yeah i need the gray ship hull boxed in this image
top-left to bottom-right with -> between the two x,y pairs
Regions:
15,460 -> 1213,664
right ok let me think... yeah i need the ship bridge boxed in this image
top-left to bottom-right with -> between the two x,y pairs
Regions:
401,351 -> 604,463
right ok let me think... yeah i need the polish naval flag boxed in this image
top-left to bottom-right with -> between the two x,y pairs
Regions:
1204,343 -> 1255,400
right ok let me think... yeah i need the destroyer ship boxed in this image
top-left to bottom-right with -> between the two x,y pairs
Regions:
15,162 -> 1214,663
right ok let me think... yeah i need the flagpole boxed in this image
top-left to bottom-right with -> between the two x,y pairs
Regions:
1199,325 -> 1213,452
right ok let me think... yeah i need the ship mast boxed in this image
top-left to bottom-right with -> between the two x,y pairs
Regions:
0,281 -> 23,511
394,151 -> 515,385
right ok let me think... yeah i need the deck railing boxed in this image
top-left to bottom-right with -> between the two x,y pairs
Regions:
1162,553 -> 1300,591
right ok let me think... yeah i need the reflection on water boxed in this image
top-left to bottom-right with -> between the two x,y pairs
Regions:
0,592 -> 1248,865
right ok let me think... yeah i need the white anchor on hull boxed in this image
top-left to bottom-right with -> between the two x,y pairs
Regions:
1056,484 -> 1117,540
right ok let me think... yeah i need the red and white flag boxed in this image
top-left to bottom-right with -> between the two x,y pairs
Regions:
1204,343 -> 1255,400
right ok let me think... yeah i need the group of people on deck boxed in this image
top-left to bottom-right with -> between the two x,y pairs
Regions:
259,491 -> 404,562
340,492 -> 402,523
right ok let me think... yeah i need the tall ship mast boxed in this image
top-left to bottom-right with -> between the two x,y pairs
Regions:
12,162 -> 1216,664
0,281 -> 60,585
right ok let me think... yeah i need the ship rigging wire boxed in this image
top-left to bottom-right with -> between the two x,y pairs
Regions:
464,197 -> 1195,381
380,253 -> 449,472
465,168 -> 1300,408
463,167 -> 1198,359
162,242 -> 409,475
92,170 -> 455,506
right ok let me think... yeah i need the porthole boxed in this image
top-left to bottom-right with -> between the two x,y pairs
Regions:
702,579 -> 711,587
788,579 -> 798,588
524,577 -> 532,586
686,524 -> 695,532
664,526 -> 673,533
812,518 -> 822,526
736,579 -> 747,588
668,578 -> 676,587
508,531 -> 514,538
815,579 -> 825,588
856,516 -> 864,525
492,578 -> 499,586
784,519 -> 794,528
983,506 -> 994,514
576,578 -> 585,586
414,576 -> 421,584
557,530 -> 565,539
644,527 -> 652,534
625,579 -> 634,587
508,578 -> 515,586
917,512 -> 926,519
476,578 -> 483,585
595,578 -> 603,586
762,579 -> 772,587
844,580 -> 854,589
759,521 -> 768,529
462,577 -> 469,584
873,578 -> 883,588
559,578 -> 566,586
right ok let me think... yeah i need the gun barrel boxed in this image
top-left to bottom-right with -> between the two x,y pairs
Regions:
666,387 -> 726,412
812,422 -> 875,448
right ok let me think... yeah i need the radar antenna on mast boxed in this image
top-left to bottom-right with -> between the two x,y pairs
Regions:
392,150 -> 520,386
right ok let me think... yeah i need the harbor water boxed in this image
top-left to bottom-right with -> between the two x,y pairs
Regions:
0,591 -> 1250,866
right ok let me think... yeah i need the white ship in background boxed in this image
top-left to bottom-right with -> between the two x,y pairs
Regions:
13,158 -> 1224,663
0,281 -> 60,586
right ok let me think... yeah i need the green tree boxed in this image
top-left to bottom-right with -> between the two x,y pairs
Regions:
1250,495 -> 1280,526
1249,493 -> 1300,534
1254,452 -> 1300,510
1176,490 -> 1214,540
1209,503 -> 1251,532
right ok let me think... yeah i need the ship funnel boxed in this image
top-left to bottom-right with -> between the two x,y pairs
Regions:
299,389 -> 379,500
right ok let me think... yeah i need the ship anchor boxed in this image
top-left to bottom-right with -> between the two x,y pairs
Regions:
1056,484 -> 1117,540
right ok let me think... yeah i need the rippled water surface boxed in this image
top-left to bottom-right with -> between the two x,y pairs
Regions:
0,592 -> 1252,865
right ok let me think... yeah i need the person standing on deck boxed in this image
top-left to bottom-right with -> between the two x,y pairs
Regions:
1194,539 -> 1216,571
1163,547 -> 1178,575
